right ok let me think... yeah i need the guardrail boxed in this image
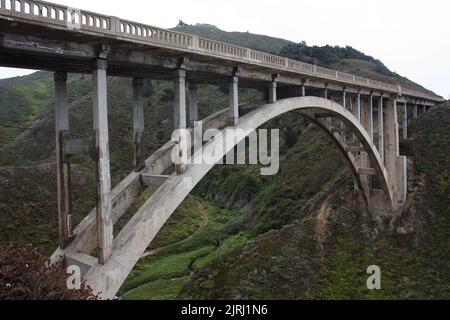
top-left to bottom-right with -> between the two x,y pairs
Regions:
0,0 -> 443,102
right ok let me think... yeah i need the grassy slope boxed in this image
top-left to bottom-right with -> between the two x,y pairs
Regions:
179,104 -> 450,300
119,197 -> 248,300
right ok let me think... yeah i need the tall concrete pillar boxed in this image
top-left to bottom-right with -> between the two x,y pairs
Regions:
92,59 -> 113,264
378,95 -> 384,161
188,83 -> 199,124
268,81 -> 277,103
402,102 -> 408,139
229,75 -> 239,125
366,93 -> 374,140
353,92 -> 361,121
54,72 -> 72,249
174,69 -> 187,130
384,97 -> 405,208
413,103 -> 418,119
342,89 -> 347,109
359,96 -> 371,192
132,78 -> 145,172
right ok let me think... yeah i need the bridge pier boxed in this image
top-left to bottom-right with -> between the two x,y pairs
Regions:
92,59 -> 113,264
353,92 -> 361,121
174,68 -> 187,130
132,78 -> 145,172
268,80 -> 277,103
54,71 -> 73,249
229,74 -> 239,125
301,80 -> 306,97
366,92 -> 374,139
188,83 -> 199,124
402,102 -> 408,139
377,95 -> 385,161
342,88 -> 347,109
324,84 -> 329,100
384,97 -> 407,208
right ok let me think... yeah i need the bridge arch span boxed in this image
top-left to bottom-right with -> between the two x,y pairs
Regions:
83,96 -> 395,299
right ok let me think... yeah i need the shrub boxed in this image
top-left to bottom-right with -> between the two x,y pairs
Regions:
0,241 -> 96,300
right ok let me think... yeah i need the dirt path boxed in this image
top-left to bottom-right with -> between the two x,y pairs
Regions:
141,202 -> 208,258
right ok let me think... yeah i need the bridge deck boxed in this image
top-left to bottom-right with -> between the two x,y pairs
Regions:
0,0 -> 443,103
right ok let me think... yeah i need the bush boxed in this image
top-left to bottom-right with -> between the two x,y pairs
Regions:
0,241 -> 96,300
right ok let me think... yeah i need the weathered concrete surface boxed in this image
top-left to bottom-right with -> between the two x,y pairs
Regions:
132,78 -> 145,172
82,97 -> 395,299
92,59 -> 113,264
229,75 -> 239,125
54,71 -> 72,249
174,69 -> 187,130
50,109 -> 230,264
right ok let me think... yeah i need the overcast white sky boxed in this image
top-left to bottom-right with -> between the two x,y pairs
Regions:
1,0 -> 448,98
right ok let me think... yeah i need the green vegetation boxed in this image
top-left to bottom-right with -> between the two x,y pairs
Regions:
119,197 -> 248,300
0,23 -> 447,300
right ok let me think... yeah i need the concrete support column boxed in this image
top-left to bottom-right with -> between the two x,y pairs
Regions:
359,96 -> 372,192
174,69 -> 187,130
324,84 -> 329,100
229,75 -> 239,125
92,59 -> 113,264
366,93 -> 374,140
301,82 -> 306,97
384,97 -> 405,208
54,72 -> 72,249
353,92 -> 361,122
402,102 -> 408,139
188,83 -> 199,124
342,89 -> 347,109
268,81 -> 277,103
132,78 -> 145,172
378,95 -> 384,161
413,103 -> 418,119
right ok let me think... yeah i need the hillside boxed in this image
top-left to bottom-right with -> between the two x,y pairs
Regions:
0,24 -> 448,299
173,23 -> 436,96
178,103 -> 450,299
174,22 -> 294,55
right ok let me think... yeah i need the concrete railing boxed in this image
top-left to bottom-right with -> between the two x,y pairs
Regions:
198,37 -> 247,58
0,0 -> 443,102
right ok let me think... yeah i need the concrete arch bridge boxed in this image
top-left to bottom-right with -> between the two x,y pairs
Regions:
0,0 -> 443,299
